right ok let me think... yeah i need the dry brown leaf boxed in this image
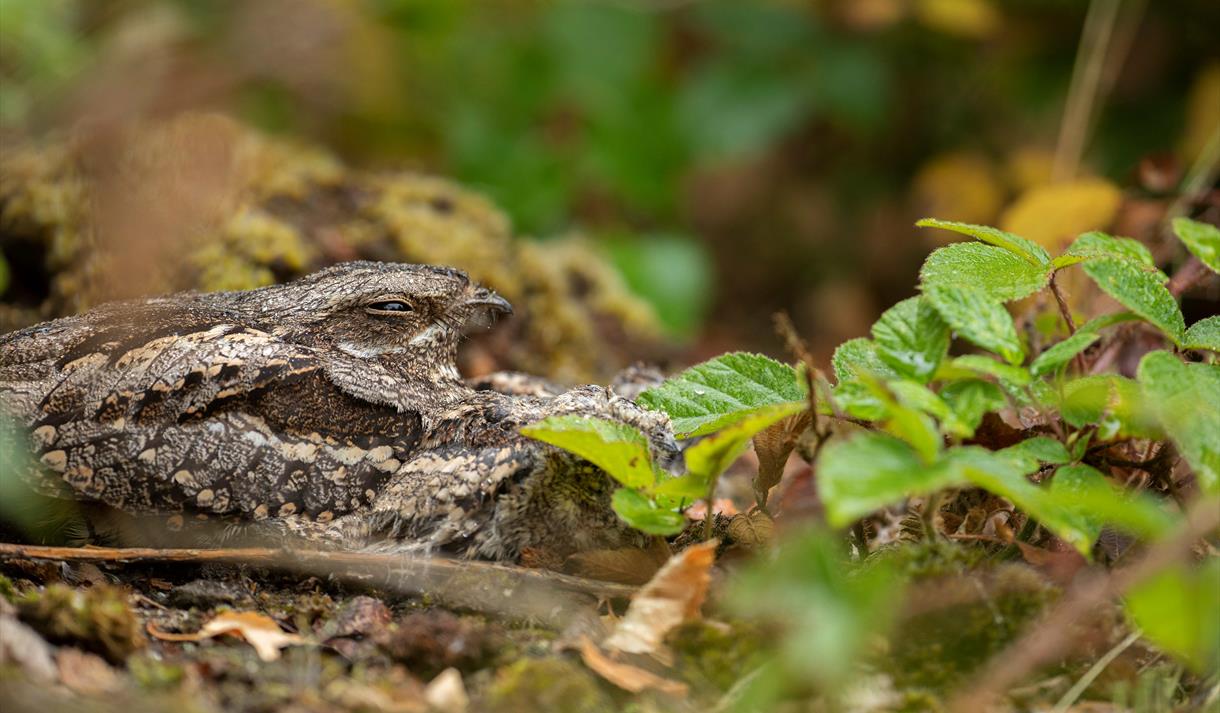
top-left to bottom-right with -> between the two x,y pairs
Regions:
563,538 -> 671,585
602,540 -> 717,657
148,610 -> 306,661
727,510 -> 775,548
57,647 -> 122,695
752,413 -> 811,508
424,668 -> 469,712
1016,542 -> 1087,586
578,636 -> 688,697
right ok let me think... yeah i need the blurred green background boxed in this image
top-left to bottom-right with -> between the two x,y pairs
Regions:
2,0 -> 1218,359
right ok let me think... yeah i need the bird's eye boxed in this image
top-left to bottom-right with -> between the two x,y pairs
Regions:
365,300 -> 414,314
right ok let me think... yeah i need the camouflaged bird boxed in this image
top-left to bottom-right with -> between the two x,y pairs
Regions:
0,262 -> 675,560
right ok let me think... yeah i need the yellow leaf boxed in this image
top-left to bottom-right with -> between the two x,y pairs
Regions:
602,541 -> 717,658
1180,62 -> 1220,162
914,0 -> 1001,39
1000,178 -> 1122,251
148,610 -> 306,662
578,637 -> 688,697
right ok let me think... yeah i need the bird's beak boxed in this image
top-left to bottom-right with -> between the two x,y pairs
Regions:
463,287 -> 513,317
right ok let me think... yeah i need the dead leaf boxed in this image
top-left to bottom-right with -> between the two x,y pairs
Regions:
148,610 -> 306,661
57,647 -> 121,695
727,510 -> 775,548
752,413 -> 811,508
564,538 -> 671,585
1016,542 -> 1087,585
684,499 -> 738,521
578,636 -> 688,697
320,595 -> 391,641
602,540 -> 717,657
424,668 -> 469,712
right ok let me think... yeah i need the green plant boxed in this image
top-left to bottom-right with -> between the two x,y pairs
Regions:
523,216 -> 1220,682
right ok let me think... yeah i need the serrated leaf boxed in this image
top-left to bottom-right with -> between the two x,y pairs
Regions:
1172,217 -> 1220,273
832,380 -> 888,421
1059,375 -> 1160,441
1048,464 -> 1174,540
920,242 -> 1051,302
939,379 -> 1005,437
1056,230 -> 1155,268
611,488 -> 686,535
944,354 -> 1032,386
1077,311 -> 1139,333
1184,316 -> 1220,352
998,436 -> 1071,471
870,296 -> 950,383
916,218 -> 1051,266
817,433 -> 966,526
1081,257 -> 1184,345
637,352 -> 804,437
1125,558 -> 1220,671
831,338 -> 899,383
522,416 -> 656,489
950,448 -> 1095,554
1030,331 -> 1101,376
1138,352 -> 1220,492
684,401 -> 805,486
924,284 -> 1026,365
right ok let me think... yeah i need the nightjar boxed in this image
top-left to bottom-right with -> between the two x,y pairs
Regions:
0,262 -> 675,560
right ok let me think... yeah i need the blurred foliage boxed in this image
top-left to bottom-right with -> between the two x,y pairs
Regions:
1,0 -> 1218,349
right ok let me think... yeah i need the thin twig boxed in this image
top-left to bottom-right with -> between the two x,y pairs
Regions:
1049,272 -> 1077,335
948,495 -> 1220,712
1052,0 -> 1125,182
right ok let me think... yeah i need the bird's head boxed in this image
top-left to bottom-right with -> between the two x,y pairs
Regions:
241,261 -> 511,375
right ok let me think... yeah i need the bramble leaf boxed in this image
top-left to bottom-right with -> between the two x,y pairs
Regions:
920,242 -> 1050,302
924,284 -> 1026,365
831,338 -> 899,383
1138,352 -> 1220,492
1081,258 -> 1184,345
1056,230 -> 1155,268
1184,316 -> 1220,353
1059,375 -> 1160,440
916,218 -> 1051,266
1172,217 -> 1220,274
637,352 -> 804,437
1126,558 -> 1220,671
522,416 -> 657,490
999,436 -> 1071,471
1048,465 -> 1174,540
1030,330 -> 1100,377
611,488 -> 686,535
871,296 -> 950,383
939,379 -> 1005,437
944,354 -> 1032,386
684,401 -> 806,488
817,433 -> 965,526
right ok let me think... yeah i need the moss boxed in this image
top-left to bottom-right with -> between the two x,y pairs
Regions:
0,573 -> 15,602
483,657 -> 614,713
869,538 -> 989,580
669,619 -> 767,692
127,653 -> 186,690
17,583 -> 145,663
0,113 -> 663,382
880,563 -> 1056,693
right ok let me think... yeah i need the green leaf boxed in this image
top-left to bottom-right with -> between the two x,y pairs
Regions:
522,416 -> 656,489
611,488 -> 686,535
1172,217 -> 1220,274
831,337 -> 899,383
939,380 -> 1005,437
1138,352 -> 1220,492
1184,316 -> 1220,352
924,285 -> 1026,365
832,380 -> 887,421
684,401 -> 805,485
817,433 -> 966,527
870,296 -> 950,383
1077,311 -> 1139,334
1059,375 -> 1160,440
920,242 -> 1050,302
1048,465 -> 1174,540
1126,558 -> 1220,671
1056,230 -> 1155,268
1081,258 -> 1184,345
637,352 -> 804,437
943,355 -> 1032,386
916,218 -> 1051,266
951,449 -> 1096,554
1030,331 -> 1101,377
999,436 -> 1071,471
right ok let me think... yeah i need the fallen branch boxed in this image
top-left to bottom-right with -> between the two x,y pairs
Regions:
0,542 -> 637,626
949,495 -> 1220,712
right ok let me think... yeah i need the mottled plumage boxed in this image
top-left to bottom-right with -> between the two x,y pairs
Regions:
0,262 -> 674,560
